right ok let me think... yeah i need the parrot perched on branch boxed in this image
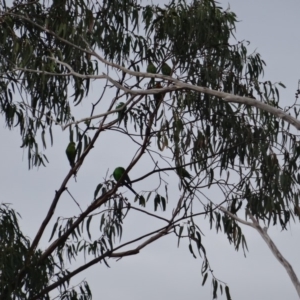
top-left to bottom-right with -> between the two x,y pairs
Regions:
147,61 -> 157,86
116,102 -> 127,125
66,142 -> 76,168
153,81 -> 164,109
147,61 -> 157,74
161,62 -> 172,77
113,167 -> 137,195
177,167 -> 192,179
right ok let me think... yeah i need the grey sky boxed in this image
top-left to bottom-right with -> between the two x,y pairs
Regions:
1,0 -> 300,299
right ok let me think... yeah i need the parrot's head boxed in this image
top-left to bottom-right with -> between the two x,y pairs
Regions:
116,102 -> 126,110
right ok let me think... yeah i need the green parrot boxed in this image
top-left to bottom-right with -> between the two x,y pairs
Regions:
113,167 -> 137,195
153,81 -> 164,108
147,62 -> 157,74
161,62 -> 172,76
66,142 -> 76,168
177,167 -> 192,179
116,102 -> 126,124
147,61 -> 157,86
84,119 -> 91,127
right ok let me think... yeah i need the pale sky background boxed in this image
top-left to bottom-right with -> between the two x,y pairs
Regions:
1,0 -> 300,299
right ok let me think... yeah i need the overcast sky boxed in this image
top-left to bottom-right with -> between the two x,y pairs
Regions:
1,0 -> 300,299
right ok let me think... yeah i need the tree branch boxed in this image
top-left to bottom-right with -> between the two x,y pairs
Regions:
220,207 -> 300,297
8,12 -> 299,131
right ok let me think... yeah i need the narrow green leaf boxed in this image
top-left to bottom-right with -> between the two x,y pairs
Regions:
196,231 -> 201,249
139,195 -> 146,207
94,184 -> 102,200
177,225 -> 184,247
49,218 -> 59,242
86,216 -> 92,240
202,273 -> 208,286
213,279 -> 218,299
146,192 -> 152,202
161,196 -> 166,211
154,194 -> 160,211
188,243 -> 197,258
225,286 -> 232,300
278,82 -> 286,88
